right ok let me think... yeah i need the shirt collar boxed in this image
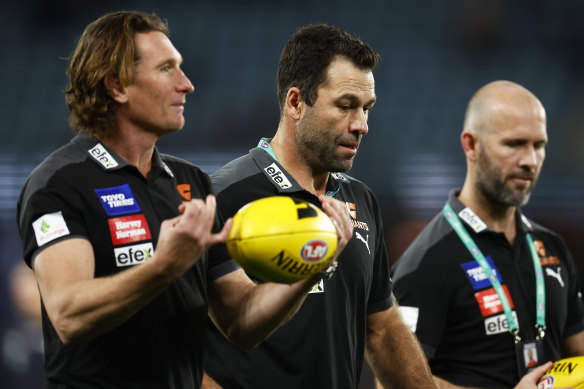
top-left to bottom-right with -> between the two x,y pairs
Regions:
446,189 -> 533,234
252,138 -> 343,197
73,134 -> 173,178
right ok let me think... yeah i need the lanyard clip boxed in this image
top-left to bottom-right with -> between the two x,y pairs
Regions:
536,325 -> 546,340
511,329 -> 521,344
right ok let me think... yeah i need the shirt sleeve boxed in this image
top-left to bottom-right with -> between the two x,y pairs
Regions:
18,171 -> 89,268
559,235 -> 584,337
367,195 -> 395,314
392,248 -> 454,358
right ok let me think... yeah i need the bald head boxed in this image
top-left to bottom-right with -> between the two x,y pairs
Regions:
459,80 -> 548,210
463,80 -> 546,139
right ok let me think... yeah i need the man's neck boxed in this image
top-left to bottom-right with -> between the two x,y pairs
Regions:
269,135 -> 329,197
97,128 -> 157,178
458,185 -> 518,245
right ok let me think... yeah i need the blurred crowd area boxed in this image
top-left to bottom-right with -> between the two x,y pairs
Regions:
1,0 -> 584,387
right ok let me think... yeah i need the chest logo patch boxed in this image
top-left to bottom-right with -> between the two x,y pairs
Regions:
114,242 -> 154,267
177,184 -> 191,201
534,240 -> 560,266
108,214 -> 151,246
545,267 -> 565,288
345,202 -> 369,231
355,232 -> 370,254
95,184 -> 141,216
484,311 -> 518,336
474,286 -> 514,317
461,256 -> 502,290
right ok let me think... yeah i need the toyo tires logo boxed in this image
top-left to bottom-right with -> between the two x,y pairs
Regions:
300,240 -> 328,262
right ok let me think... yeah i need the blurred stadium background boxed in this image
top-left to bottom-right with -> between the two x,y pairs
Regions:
1,0 -> 583,387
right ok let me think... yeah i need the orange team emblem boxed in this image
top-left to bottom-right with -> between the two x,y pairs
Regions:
345,202 -> 356,219
177,184 -> 191,201
534,240 -> 560,265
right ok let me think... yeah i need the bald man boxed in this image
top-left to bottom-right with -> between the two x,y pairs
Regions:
390,80 -> 584,388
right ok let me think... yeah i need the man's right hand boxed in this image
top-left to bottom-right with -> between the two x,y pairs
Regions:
514,362 -> 570,389
154,194 -> 232,278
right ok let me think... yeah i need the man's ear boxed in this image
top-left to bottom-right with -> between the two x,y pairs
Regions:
461,130 -> 479,162
284,87 -> 304,121
104,74 -> 128,104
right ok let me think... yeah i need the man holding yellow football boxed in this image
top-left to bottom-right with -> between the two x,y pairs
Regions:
16,12 -> 354,389
391,80 -> 584,388
203,24 -> 436,388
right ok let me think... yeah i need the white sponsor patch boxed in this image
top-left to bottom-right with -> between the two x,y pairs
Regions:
397,306 -> 419,333
89,143 -> 119,169
32,211 -> 70,247
458,207 -> 487,233
484,311 -> 518,336
264,163 -> 292,189
114,242 -> 154,267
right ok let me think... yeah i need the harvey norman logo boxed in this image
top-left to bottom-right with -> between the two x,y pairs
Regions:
108,214 -> 151,246
89,143 -> 119,169
114,243 -> 154,267
265,163 -> 292,189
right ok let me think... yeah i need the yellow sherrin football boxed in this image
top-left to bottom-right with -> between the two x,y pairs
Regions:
538,356 -> 584,389
226,196 -> 338,284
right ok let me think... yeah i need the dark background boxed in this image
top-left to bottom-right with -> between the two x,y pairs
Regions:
1,1 -> 583,387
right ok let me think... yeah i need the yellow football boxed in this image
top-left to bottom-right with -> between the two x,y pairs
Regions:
538,356 -> 584,389
226,196 -> 338,283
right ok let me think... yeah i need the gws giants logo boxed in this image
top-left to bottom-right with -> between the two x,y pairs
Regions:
345,202 -> 369,231
114,243 -> 154,267
177,184 -> 191,201
300,240 -> 328,263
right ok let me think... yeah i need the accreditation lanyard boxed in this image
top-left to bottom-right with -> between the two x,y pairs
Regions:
256,139 -> 340,198
442,202 -> 546,342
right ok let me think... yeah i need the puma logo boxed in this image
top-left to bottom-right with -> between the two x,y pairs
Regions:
355,231 -> 370,254
545,267 -> 564,288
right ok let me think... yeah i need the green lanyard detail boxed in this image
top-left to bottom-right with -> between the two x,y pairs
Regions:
442,202 -> 546,342
257,139 -> 279,162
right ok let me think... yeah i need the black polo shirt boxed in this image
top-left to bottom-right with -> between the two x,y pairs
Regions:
17,134 -> 237,389
391,190 -> 584,388
203,142 -> 395,388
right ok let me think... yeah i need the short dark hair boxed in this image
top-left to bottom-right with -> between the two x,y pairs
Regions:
277,24 -> 379,112
64,11 -> 168,138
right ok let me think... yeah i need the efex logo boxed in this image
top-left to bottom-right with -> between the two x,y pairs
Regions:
114,243 -> 154,267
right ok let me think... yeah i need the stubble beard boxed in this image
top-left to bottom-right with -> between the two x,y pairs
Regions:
296,109 -> 353,173
475,149 -> 536,207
